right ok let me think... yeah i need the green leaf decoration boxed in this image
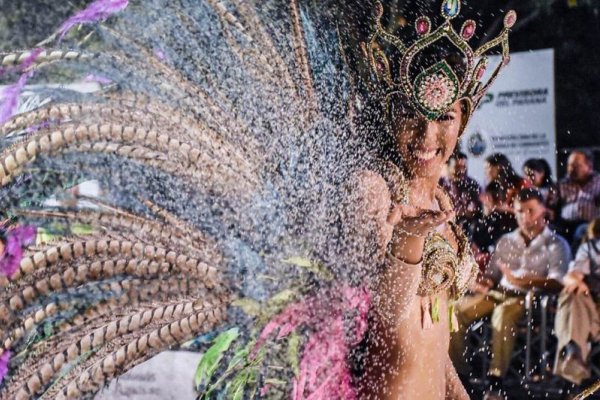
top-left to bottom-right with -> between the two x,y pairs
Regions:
264,378 -> 288,386
232,298 -> 262,317
226,343 -> 252,372
310,261 -> 334,280
36,223 -> 94,244
282,256 -> 333,280
194,328 -> 240,392
256,288 -> 301,325
227,370 -> 250,400
235,288 -> 302,324
71,223 -> 94,235
43,322 -> 54,338
224,360 -> 262,400
204,342 -> 253,393
35,228 -> 59,244
267,288 -> 298,308
282,256 -> 313,267
287,332 -> 301,377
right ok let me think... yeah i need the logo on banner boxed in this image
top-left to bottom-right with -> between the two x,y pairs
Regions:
466,132 -> 487,157
478,93 -> 494,109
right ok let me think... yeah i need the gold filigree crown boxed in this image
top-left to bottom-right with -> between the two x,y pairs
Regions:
366,0 -> 516,121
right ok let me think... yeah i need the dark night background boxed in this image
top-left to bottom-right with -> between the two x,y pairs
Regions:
0,0 -> 599,173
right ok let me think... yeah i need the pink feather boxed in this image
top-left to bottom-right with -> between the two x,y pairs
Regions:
0,48 -> 44,125
0,225 -> 37,279
58,0 -> 129,40
0,48 -> 42,78
0,72 -> 31,125
255,285 -> 370,399
0,350 -> 10,384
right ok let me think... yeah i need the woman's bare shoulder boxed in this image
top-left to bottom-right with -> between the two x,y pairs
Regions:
351,169 -> 389,194
348,170 -> 392,221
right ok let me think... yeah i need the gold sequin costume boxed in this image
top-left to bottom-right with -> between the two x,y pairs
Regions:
417,189 -> 479,302
380,162 -> 479,328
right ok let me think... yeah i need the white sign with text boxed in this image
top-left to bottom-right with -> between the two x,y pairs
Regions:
462,48 -> 556,186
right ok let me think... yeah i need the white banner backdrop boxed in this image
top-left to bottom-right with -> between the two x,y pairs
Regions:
461,48 -> 556,186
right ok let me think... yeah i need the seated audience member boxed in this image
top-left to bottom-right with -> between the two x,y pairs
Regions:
471,181 -> 518,266
557,150 -> 600,244
523,158 -> 559,220
443,152 -> 483,234
449,188 -> 571,399
485,153 -> 530,207
554,218 -> 600,385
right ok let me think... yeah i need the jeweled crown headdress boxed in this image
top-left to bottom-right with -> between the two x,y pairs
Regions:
366,0 -> 516,121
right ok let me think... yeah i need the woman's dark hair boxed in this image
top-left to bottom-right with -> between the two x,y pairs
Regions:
523,158 -> 554,188
484,180 -> 507,204
537,158 -> 554,187
485,153 -> 522,188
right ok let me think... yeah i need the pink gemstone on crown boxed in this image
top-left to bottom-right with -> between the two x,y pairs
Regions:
374,2 -> 384,18
415,17 -> 431,36
504,10 -> 517,28
476,65 -> 486,80
461,20 -> 476,39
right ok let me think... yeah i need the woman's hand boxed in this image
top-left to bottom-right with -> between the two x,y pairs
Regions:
562,271 -> 588,295
388,202 -> 454,237
564,280 -> 590,295
387,202 -> 454,264
352,170 -> 453,263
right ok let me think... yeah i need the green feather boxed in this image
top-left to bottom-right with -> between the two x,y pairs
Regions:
194,328 -> 240,393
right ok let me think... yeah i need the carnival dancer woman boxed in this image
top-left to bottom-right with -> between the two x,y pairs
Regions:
354,98 -> 475,400
350,2 -> 518,399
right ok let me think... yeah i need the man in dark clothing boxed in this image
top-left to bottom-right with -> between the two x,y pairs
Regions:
443,152 -> 483,236
472,181 -> 518,255
558,151 -> 600,245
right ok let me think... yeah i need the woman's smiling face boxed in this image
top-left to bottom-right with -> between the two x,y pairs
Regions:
390,100 -> 465,180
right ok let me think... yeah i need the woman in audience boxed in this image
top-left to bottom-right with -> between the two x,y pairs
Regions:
484,153 -> 530,207
523,158 -> 558,220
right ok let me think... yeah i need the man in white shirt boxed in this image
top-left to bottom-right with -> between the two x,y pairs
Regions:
553,219 -> 600,385
450,188 -> 571,398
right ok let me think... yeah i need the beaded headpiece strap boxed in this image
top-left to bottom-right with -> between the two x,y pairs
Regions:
366,0 -> 516,121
